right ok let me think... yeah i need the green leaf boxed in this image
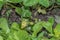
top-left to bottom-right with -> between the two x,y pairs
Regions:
8,0 -> 22,3
16,7 -> 32,17
48,17 -> 54,25
0,18 -> 10,34
21,8 -> 32,17
50,37 -> 56,40
11,30 -> 30,40
54,24 -> 60,37
23,0 -> 38,6
11,22 -> 19,30
0,0 -> 3,1
32,21 -> 43,37
56,0 -> 60,5
0,36 -> 3,40
7,34 -> 15,40
6,10 -> 11,17
15,7 -> 22,15
37,32 -> 44,40
0,1 -> 4,10
32,38 -> 37,40
37,31 -> 49,40
16,30 -> 30,40
42,17 -> 54,33
7,22 -> 20,40
33,22 -> 43,32
39,0 -> 50,7
57,0 -> 60,3
42,22 -> 53,33
8,22 -> 30,40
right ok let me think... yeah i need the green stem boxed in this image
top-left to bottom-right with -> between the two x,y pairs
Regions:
6,3 -> 17,8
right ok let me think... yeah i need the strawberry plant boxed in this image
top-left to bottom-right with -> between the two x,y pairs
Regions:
0,0 -> 60,40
